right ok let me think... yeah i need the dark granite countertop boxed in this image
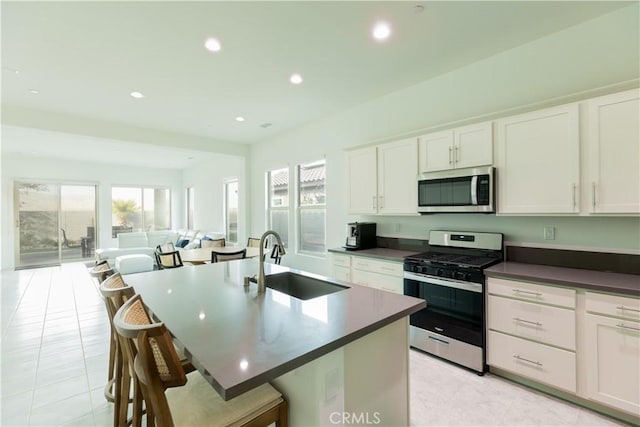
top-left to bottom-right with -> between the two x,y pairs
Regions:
486,262 -> 640,297
125,260 -> 425,400
328,247 -> 420,263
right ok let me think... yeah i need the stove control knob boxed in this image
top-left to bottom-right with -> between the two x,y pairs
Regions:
436,269 -> 444,277
464,273 -> 472,281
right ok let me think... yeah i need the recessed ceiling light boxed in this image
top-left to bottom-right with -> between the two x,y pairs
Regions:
204,37 -> 222,52
290,73 -> 303,85
130,91 -> 144,99
235,116 -> 245,122
372,22 -> 391,41
29,89 -> 40,94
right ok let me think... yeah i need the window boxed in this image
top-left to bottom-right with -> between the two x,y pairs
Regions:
111,187 -> 171,236
297,160 -> 326,254
186,187 -> 195,229
224,179 -> 239,244
267,168 -> 289,248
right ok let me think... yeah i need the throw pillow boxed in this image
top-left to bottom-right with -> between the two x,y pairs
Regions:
176,238 -> 190,248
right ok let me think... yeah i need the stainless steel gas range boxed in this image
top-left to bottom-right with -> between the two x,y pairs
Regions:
403,230 -> 503,374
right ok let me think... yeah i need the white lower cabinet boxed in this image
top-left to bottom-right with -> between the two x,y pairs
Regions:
487,277 -> 577,393
331,254 -> 351,282
487,295 -> 576,350
584,292 -> 640,415
351,257 -> 403,294
488,330 -> 576,393
330,253 -> 403,294
488,277 -> 640,418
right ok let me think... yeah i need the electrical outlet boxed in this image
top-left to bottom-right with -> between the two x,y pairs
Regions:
543,226 -> 556,240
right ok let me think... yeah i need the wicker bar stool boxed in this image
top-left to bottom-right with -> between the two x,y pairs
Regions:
89,260 -> 114,284
99,273 -> 140,426
114,294 -> 288,427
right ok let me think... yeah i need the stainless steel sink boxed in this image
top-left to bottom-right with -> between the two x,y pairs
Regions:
265,272 -> 348,300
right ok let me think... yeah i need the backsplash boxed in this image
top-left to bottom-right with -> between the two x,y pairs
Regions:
506,246 -> 640,275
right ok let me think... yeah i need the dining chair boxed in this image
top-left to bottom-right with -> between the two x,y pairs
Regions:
113,294 -> 288,427
157,242 -> 176,253
246,237 -> 262,248
201,237 -> 226,248
270,244 -> 283,265
156,246 -> 184,269
211,248 -> 246,263
89,260 -> 114,284
99,273 -> 142,427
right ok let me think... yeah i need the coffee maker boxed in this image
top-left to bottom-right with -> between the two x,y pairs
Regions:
344,222 -> 376,250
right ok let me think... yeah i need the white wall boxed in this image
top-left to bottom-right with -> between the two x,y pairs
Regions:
181,154 -> 247,244
1,152 -> 183,270
248,4 -> 640,276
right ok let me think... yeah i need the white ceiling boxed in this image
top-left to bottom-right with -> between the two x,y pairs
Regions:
1,1 -> 631,167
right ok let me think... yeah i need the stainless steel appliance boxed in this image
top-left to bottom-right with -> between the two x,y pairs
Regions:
417,166 -> 495,213
344,222 -> 376,250
403,230 -> 503,373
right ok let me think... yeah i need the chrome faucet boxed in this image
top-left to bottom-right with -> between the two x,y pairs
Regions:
256,230 -> 286,293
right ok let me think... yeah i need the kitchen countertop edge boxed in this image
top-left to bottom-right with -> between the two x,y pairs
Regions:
486,262 -> 639,296
328,247 -> 420,262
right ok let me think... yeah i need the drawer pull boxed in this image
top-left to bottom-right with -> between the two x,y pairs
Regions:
428,336 -> 450,345
513,355 -> 543,366
617,323 -> 640,332
513,317 -> 542,327
617,306 -> 640,313
512,289 -> 542,297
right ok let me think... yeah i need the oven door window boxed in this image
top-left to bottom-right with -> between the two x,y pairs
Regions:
405,278 -> 483,346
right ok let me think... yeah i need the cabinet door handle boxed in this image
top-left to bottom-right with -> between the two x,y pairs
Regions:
513,355 -> 543,366
617,323 -> 640,332
513,317 -> 542,327
454,146 -> 459,164
572,183 -> 577,211
372,195 -> 377,209
592,182 -> 597,211
617,306 -> 640,313
448,147 -> 453,165
512,289 -> 542,297
379,195 -> 384,208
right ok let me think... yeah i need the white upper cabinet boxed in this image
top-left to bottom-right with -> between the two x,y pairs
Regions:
377,138 -> 418,215
584,89 -> 640,214
495,103 -> 580,214
419,121 -> 493,173
346,146 -> 378,214
346,138 -> 418,215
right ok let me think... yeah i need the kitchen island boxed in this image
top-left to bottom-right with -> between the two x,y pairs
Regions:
125,259 -> 425,426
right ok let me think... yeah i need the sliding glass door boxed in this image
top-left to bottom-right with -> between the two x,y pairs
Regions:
15,182 -> 97,268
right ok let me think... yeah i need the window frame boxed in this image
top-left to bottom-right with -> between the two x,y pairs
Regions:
296,159 -> 326,256
186,187 -> 195,230
266,167 -> 290,249
224,178 -> 239,245
110,185 -> 171,236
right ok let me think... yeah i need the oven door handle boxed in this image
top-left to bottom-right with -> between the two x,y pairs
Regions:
403,271 -> 483,293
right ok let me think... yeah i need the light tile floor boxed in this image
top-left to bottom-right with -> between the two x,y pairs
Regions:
0,263 -> 633,426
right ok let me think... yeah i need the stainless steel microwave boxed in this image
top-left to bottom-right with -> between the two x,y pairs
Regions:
417,166 -> 495,213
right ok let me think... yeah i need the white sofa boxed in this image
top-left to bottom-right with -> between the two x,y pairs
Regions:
94,230 -> 226,265
95,231 -> 179,265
